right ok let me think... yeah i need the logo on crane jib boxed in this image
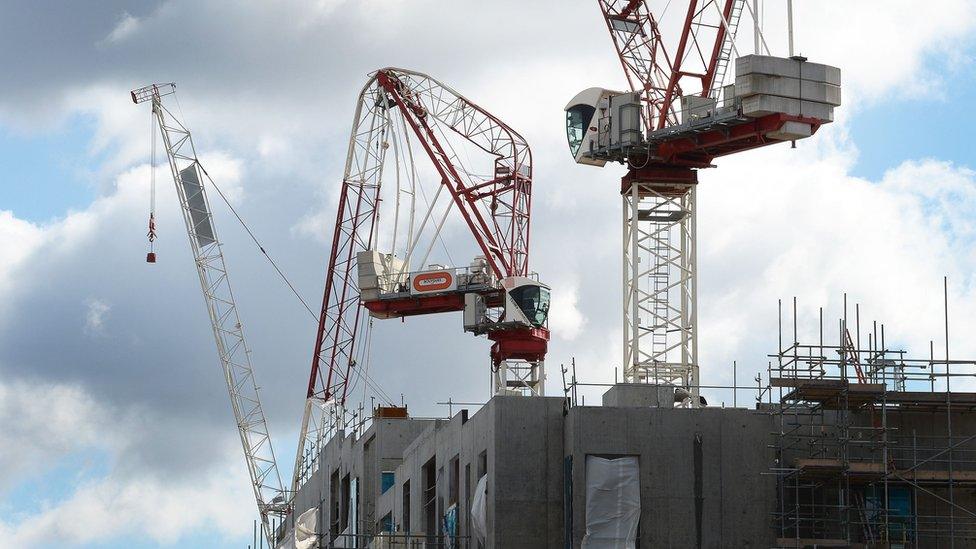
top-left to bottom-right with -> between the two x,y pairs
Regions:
412,271 -> 455,293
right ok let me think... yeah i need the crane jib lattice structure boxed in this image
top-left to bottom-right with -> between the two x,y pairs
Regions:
295,68 -> 546,491
131,83 -> 287,547
569,1 -> 838,403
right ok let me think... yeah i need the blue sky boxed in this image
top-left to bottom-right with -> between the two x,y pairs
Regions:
2,1 -> 976,548
849,53 -> 976,181
0,116 -> 102,223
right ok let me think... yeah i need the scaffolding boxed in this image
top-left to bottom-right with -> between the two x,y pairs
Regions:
768,293 -> 976,548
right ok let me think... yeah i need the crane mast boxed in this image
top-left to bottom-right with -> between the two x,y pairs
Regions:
131,83 -> 287,546
568,1 -> 839,404
601,0 -> 745,402
294,68 -> 548,493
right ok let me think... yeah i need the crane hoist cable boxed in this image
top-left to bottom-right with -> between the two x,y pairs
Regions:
146,111 -> 157,263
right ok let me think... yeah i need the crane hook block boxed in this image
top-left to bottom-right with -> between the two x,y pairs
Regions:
146,252 -> 157,263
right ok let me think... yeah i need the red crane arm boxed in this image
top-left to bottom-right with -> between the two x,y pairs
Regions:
599,0 -> 679,128
599,0 -> 741,130
295,68 -> 537,490
304,68 -> 534,408
375,69 -> 532,281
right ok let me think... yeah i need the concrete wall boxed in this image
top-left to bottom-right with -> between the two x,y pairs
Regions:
381,396 -> 564,548
288,417 -> 435,546
290,390 -> 777,548
489,396 -> 565,548
285,386 -> 976,549
565,405 -> 776,548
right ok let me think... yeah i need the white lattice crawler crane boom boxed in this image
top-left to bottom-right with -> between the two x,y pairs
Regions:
131,83 -> 287,547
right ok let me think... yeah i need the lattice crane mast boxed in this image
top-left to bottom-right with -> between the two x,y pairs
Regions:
131,83 -> 288,547
294,68 -> 550,490
566,1 -> 840,403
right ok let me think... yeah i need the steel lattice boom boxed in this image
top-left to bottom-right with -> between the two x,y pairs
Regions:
131,83 -> 287,547
599,0 -> 743,130
294,68 -> 544,492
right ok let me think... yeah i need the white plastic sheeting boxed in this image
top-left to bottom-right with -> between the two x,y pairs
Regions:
295,506 -> 318,549
581,455 -> 640,549
470,474 -> 488,544
275,507 -> 318,549
277,530 -> 296,549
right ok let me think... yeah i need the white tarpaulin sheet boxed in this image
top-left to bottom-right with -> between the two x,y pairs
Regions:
470,474 -> 488,544
275,507 -> 318,549
277,529 -> 296,549
295,506 -> 318,549
581,455 -> 640,549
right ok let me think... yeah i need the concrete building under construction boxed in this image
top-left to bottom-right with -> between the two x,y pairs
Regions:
279,296 -> 976,548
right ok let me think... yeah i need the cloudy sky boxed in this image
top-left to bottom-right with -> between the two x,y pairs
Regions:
2,1 -> 976,547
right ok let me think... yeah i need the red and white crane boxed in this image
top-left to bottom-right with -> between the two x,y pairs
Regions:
293,68 -> 551,490
566,1 -> 839,402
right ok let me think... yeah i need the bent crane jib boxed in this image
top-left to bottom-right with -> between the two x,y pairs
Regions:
294,68 -> 550,495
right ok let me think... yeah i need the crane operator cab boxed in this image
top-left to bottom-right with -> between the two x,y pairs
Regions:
463,276 -> 550,333
565,87 -> 642,166
503,277 -> 551,329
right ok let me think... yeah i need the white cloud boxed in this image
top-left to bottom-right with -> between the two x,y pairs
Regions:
0,458 -> 252,548
0,212 -> 43,317
548,279 -> 587,341
198,151 -> 246,204
0,377 -> 253,547
103,12 -> 141,44
84,298 -> 111,335
694,151 -> 976,392
0,380 -> 110,489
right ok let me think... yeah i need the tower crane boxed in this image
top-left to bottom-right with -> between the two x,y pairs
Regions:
565,1 -> 840,403
131,83 -> 288,547
293,68 -> 551,492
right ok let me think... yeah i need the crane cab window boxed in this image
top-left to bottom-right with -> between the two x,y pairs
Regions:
566,104 -> 595,157
510,284 -> 550,327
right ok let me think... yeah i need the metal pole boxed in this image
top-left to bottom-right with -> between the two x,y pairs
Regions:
753,0 -> 761,54
913,430 -> 919,545
787,0 -> 795,57
778,299 -> 783,368
687,186 -> 699,403
945,276 -> 955,545
733,360 -> 737,407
